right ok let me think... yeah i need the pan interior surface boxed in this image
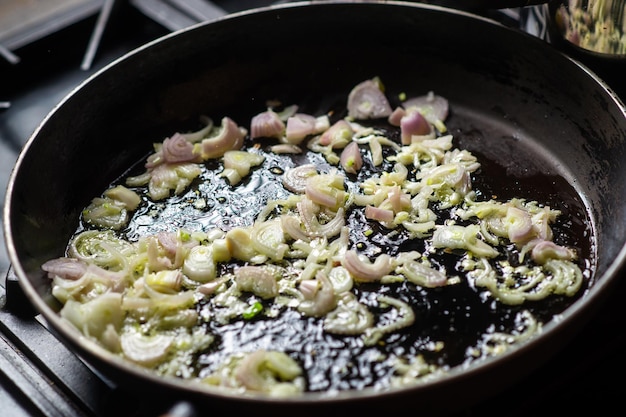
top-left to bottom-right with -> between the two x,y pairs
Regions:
5,1 -> 626,414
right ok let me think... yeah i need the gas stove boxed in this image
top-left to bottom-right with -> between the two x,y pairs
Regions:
1,2 -> 625,416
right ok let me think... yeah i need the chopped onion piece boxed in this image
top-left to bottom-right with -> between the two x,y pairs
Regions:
347,78 -> 392,120
397,255 -> 450,288
340,141 -> 363,175
270,144 -> 302,154
365,205 -> 394,223
432,224 -> 499,258
250,109 -> 285,139
531,240 -> 576,264
324,293 -> 373,335
60,293 -> 124,340
200,117 -> 247,159
147,162 -> 202,200
235,265 -> 279,299
233,350 -> 304,395
285,114 -> 329,144
403,91 -> 449,127
42,257 -> 88,281
120,331 -> 174,367
298,271 -> 337,317
505,206 -> 534,244
161,133 -> 201,164
104,185 -> 141,211
221,150 -> 265,185
304,173 -> 347,210
341,250 -> 394,282
250,218 -> 289,261
319,119 -> 353,148
400,109 -> 432,144
282,164 -> 317,194
225,227 -> 264,263
363,295 -> 415,346
183,245 -> 216,283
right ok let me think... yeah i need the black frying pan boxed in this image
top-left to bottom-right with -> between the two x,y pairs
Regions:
4,1 -> 626,415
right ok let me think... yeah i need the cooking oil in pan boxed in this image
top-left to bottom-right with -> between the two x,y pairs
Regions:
67,106 -> 594,394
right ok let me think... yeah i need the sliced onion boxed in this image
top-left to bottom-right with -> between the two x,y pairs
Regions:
304,173 -> 347,210
68,230 -> 134,270
324,293 -> 373,335
183,245 -> 216,283
398,257 -> 449,288
400,109 -> 432,144
347,78 -> 392,120
162,133 -> 201,164
339,141 -> 363,175
250,218 -> 289,261
531,240 -> 576,264
431,224 -> 499,258
280,214 -> 310,242
225,227 -> 259,262
235,265 -> 279,299
387,106 -> 406,127
250,109 -> 285,139
147,162 -> 202,200
180,115 -> 213,143
60,293 -> 124,339
145,270 -> 183,292
282,164 -> 317,194
197,276 -> 229,296
103,185 -> 141,211
234,350 -> 303,393
297,271 -> 337,317
270,144 -> 302,154
319,119 -> 353,148
365,205 -> 394,223
505,206 -> 534,244
299,279 -> 319,300
120,331 -> 174,367
298,197 -> 345,239
403,91 -> 449,123
368,136 -> 384,166
341,250 -> 394,282
42,257 -> 88,281
363,295 -> 415,346
327,266 -> 353,293
200,117 -> 247,159
222,150 -> 265,185
285,113 -> 327,144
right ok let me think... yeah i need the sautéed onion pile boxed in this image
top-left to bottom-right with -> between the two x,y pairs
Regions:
41,78 -> 592,397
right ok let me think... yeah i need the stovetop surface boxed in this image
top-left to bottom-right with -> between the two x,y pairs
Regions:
1,2 -> 625,416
